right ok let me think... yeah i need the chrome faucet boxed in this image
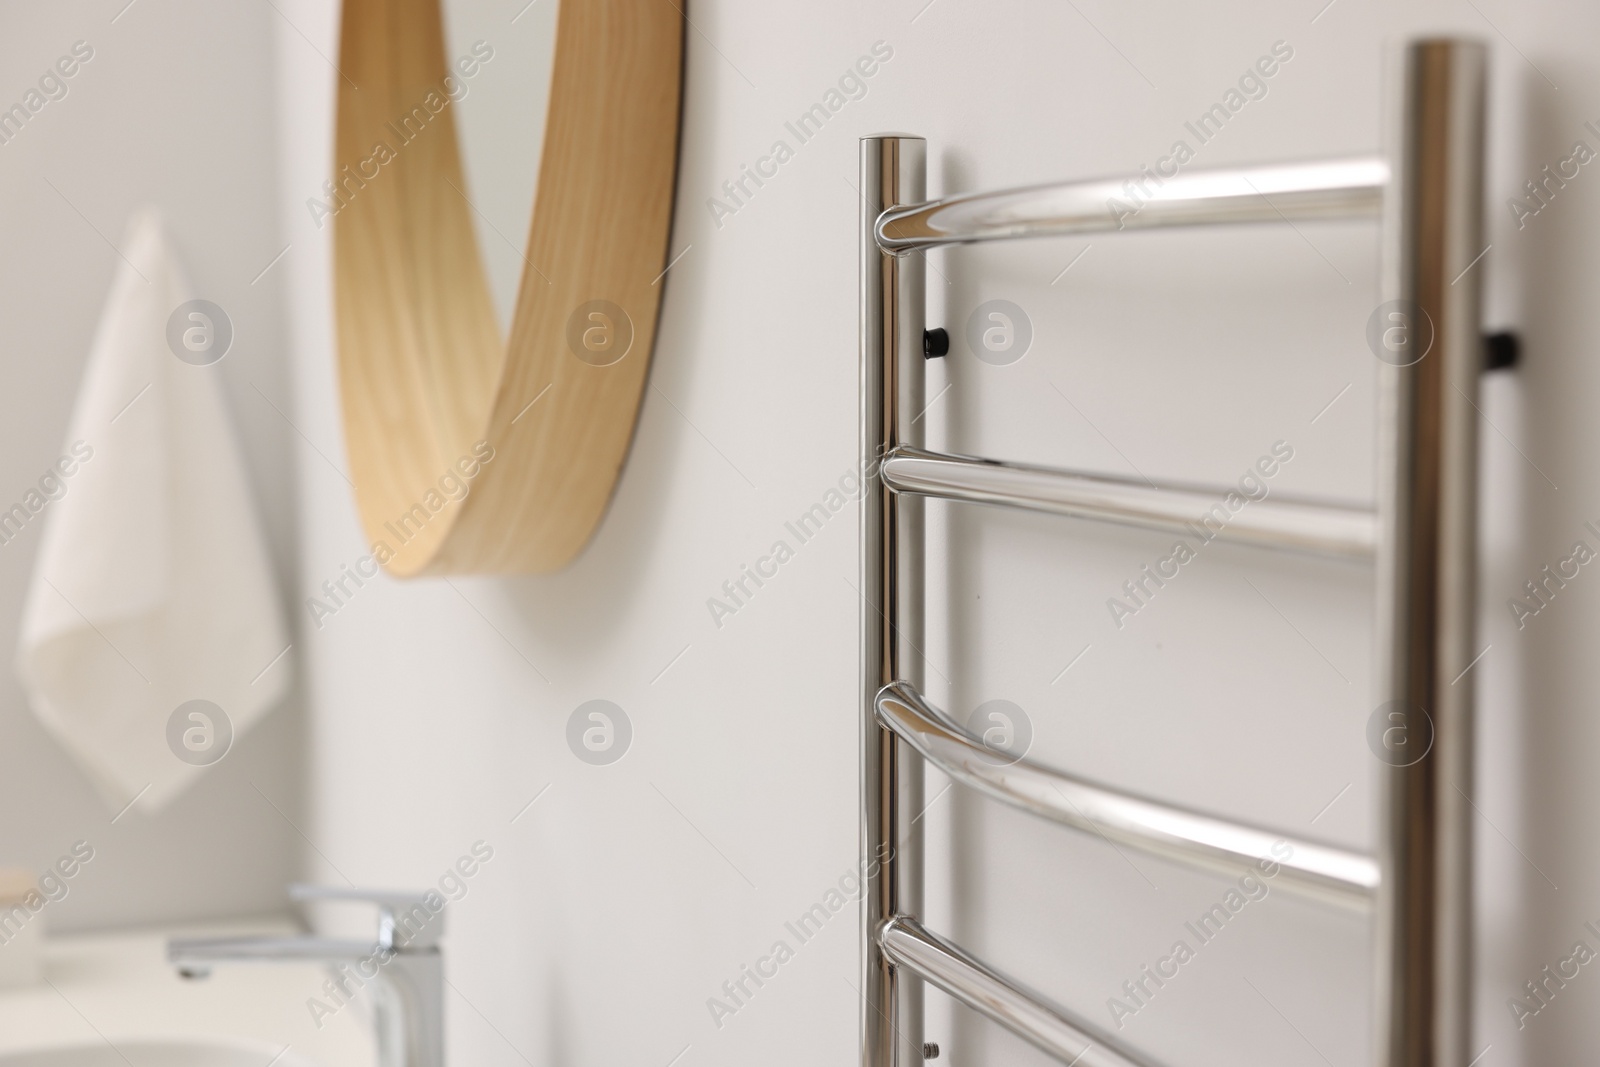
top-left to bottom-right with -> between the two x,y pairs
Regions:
168,885 -> 443,1067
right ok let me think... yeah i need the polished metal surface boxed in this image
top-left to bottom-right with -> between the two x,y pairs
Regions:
882,445 -> 1376,558
167,934 -> 379,967
169,887 -> 444,1067
860,134 -> 926,1067
876,157 -> 1386,252
1374,40 -> 1485,1067
860,40 -> 1487,1067
290,883 -> 443,948
878,917 -> 1158,1067
877,681 -> 1378,909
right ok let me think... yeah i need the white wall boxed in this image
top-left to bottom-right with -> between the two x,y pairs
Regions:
0,1 -> 300,930
277,2 -> 1600,1066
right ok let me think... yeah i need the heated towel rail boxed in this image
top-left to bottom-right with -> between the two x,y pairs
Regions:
860,38 -> 1486,1067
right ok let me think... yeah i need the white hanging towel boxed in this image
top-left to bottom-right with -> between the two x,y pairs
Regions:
15,208 -> 290,814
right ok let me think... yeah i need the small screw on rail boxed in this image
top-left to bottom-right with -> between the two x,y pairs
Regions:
922,1043 -> 940,1059
923,328 -> 949,359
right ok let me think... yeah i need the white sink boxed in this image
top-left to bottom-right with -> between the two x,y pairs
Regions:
0,1040 -> 322,1067
0,922 -> 372,1067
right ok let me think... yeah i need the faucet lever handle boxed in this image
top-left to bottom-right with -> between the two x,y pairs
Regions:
289,884 -> 444,949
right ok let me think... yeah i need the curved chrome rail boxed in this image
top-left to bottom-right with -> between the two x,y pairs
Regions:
879,917 -> 1161,1067
876,157 -> 1387,252
876,682 -> 1378,909
881,446 -> 1376,558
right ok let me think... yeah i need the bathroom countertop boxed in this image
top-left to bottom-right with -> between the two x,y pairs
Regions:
0,920 -> 373,1066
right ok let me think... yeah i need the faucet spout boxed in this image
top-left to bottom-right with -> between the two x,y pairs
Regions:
169,934 -> 382,967
166,890 -> 444,1067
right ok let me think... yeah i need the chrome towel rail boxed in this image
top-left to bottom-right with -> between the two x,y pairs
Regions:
876,682 -> 1378,910
881,446 -> 1377,558
879,917 -> 1156,1067
876,157 -> 1386,251
860,37 -> 1485,1067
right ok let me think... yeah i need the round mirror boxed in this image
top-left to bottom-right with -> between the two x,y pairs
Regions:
333,0 -> 683,577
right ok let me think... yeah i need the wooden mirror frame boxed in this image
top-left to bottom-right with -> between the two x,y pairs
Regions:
333,0 -> 683,576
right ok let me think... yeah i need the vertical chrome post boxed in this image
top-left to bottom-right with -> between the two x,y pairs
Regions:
1376,39 -> 1485,1067
862,134 -> 926,1067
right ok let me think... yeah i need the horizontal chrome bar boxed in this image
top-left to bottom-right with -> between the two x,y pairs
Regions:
879,916 -> 1159,1067
881,446 -> 1376,559
876,157 -> 1386,252
877,683 -> 1378,909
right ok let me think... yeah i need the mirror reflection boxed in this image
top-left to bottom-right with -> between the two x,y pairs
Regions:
441,0 -> 557,336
